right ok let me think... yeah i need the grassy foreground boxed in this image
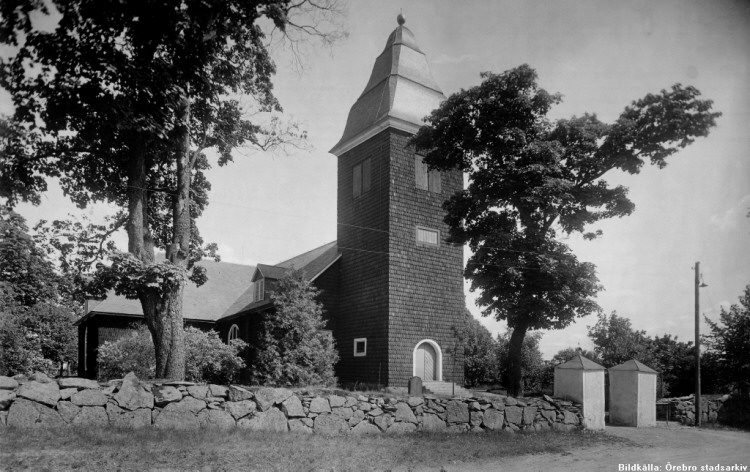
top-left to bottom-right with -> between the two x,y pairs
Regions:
0,427 -> 628,471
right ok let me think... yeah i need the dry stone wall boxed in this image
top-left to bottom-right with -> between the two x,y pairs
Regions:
0,373 -> 584,434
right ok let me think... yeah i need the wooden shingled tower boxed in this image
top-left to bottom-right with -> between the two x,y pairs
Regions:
330,14 -> 465,387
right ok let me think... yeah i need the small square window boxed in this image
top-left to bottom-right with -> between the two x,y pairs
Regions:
416,226 -> 439,247
415,154 -> 441,193
354,338 -> 367,357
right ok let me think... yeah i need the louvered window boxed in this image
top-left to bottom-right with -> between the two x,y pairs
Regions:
353,158 -> 372,198
254,279 -> 265,302
415,154 -> 441,193
416,226 -> 439,247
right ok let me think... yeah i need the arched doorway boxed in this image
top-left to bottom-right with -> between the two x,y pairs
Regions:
413,340 -> 442,381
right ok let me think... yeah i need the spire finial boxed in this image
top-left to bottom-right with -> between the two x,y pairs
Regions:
397,11 -> 405,26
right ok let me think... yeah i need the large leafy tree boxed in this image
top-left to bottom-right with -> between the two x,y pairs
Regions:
0,0 -> 339,379
413,65 -> 720,396
587,311 -> 655,368
704,285 -> 750,397
463,310 -> 499,387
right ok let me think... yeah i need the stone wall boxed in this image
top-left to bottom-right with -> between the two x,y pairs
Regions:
663,396 -> 725,425
0,373 -> 584,433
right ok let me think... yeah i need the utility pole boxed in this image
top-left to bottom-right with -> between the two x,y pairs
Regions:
694,261 -> 707,427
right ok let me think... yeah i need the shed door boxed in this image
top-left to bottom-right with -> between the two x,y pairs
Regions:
415,342 -> 436,381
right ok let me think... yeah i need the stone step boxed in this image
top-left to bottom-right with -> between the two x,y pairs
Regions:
422,381 -> 473,398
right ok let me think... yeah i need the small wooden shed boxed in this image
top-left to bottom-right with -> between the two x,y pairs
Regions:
554,354 -> 606,430
608,359 -> 657,427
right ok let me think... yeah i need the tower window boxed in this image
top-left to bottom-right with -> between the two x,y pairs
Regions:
353,158 -> 372,198
416,226 -> 439,247
415,155 -> 441,193
354,338 -> 367,357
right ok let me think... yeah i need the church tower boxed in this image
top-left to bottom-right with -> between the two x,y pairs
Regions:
330,15 -> 465,387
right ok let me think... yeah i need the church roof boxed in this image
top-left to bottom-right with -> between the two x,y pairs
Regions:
330,15 -> 446,156
79,258 -> 255,324
556,354 -> 606,371
609,359 -> 658,374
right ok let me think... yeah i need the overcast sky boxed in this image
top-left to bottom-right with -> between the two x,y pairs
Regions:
8,0 -> 750,358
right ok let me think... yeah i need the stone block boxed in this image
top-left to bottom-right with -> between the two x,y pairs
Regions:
0,376 -> 19,390
328,395 -> 345,408
522,406 -> 537,425
505,406 -> 523,425
309,397 -> 331,414
153,385 -> 183,406
348,409 -> 365,427
238,408 -> 288,432
198,409 -> 235,429
445,400 -> 469,424
154,407 -> 200,429
73,406 -> 108,426
563,410 -> 579,425
289,418 -> 313,434
332,407 -> 353,420
207,384 -> 228,398
58,378 -> 99,390
114,373 -> 154,411
226,400 -> 256,420
57,401 -> 80,423
482,409 -> 504,430
168,396 -> 206,415
281,396 -> 305,418
394,403 -> 417,423
71,389 -> 108,407
59,388 -> 77,401
187,385 -> 209,399
0,390 -> 16,410
421,413 -> 446,432
227,385 -> 253,402
541,409 -> 556,423
351,420 -> 380,434
7,399 -> 63,427
470,410 -> 484,427
17,380 -> 60,407
407,396 -> 424,407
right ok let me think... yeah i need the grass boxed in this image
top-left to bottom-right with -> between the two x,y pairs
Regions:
0,426 -> 630,471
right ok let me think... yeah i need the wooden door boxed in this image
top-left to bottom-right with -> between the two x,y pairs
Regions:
415,343 -> 436,381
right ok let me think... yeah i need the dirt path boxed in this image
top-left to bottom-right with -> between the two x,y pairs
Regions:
448,422 -> 750,472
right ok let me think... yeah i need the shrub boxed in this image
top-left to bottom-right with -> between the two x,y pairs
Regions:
252,269 -> 338,387
98,324 -> 246,383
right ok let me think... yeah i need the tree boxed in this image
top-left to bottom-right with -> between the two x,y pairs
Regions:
0,0 -> 341,379
0,209 -> 78,376
587,311 -> 655,368
704,285 -> 750,397
496,330 -> 546,394
252,270 -> 338,387
463,310 -> 499,387
412,65 -> 720,396
551,347 -> 602,366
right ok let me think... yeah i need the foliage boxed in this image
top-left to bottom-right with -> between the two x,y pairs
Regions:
97,324 -> 246,383
551,347 -> 602,366
587,311 -> 654,368
0,209 -> 78,376
184,326 -> 247,384
253,270 -> 338,387
704,285 -> 750,397
496,330 -> 547,393
463,310 -> 499,387
0,0 -> 341,379
587,311 -> 698,397
412,65 -> 720,396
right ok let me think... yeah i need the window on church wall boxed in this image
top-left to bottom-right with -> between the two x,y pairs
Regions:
354,338 -> 367,357
228,324 -> 240,342
254,279 -> 265,302
416,226 -> 440,247
353,157 -> 372,198
415,154 -> 441,193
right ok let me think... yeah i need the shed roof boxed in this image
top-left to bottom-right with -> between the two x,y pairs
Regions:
556,354 -> 606,371
330,15 -> 445,156
609,359 -> 658,374
79,258 -> 255,324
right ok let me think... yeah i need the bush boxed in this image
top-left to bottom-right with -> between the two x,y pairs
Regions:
97,324 -> 246,383
252,270 -> 338,387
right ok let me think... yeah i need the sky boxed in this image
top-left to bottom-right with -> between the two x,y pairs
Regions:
7,0 -> 750,359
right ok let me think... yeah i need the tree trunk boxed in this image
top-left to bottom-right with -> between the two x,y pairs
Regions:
507,321 -> 529,398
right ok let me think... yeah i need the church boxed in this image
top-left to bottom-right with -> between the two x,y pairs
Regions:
77,16 -> 465,388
